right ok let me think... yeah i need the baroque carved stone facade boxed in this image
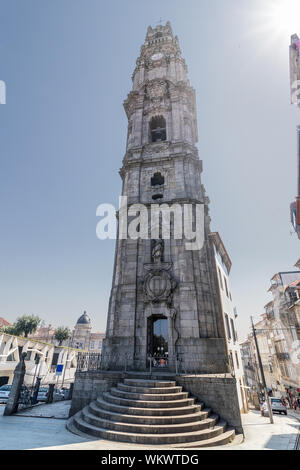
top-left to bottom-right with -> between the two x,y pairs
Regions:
102,22 -> 229,373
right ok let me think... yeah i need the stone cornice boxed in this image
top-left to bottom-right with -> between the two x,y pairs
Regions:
133,55 -> 186,77
115,198 -> 207,217
119,152 -> 202,179
123,141 -> 199,162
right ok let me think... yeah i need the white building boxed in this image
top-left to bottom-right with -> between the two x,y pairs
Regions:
290,34 -> 300,108
289,36 -> 300,238
0,332 -> 81,387
70,311 -> 105,353
210,232 -> 248,413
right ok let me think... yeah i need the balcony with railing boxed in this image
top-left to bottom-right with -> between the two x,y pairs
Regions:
285,286 -> 300,308
276,352 -> 290,361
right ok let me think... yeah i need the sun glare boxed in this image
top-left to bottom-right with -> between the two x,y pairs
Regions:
264,0 -> 300,36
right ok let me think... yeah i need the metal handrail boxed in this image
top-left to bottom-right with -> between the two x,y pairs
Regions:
76,352 -> 232,375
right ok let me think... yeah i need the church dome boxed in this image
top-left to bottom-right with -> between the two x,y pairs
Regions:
76,311 -> 91,325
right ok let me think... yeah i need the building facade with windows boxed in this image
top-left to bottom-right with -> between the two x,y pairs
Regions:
240,337 -> 260,402
289,127 -> 300,238
210,232 -> 248,413
240,271 -> 300,401
290,34 -> 300,108
289,35 -> 300,238
0,318 -> 11,329
0,332 -> 81,387
70,311 -> 105,353
5,312 -> 105,353
267,272 -> 300,393
28,323 -> 56,344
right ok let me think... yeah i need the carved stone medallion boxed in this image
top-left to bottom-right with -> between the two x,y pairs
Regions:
143,267 -> 177,304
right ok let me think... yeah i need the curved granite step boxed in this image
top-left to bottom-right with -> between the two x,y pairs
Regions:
117,383 -> 183,394
68,378 -> 234,447
82,406 -> 218,434
96,396 -> 204,416
171,428 -> 236,448
73,408 -> 227,445
102,391 -> 195,409
89,400 -> 211,425
110,387 -> 189,401
123,379 -> 176,388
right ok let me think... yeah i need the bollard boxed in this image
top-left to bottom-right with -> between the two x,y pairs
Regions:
148,355 -> 152,375
68,383 -> 74,401
46,383 -> 55,404
31,377 -> 41,405
4,352 -> 27,416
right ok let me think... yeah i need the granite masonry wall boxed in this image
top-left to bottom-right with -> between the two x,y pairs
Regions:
176,374 -> 243,434
69,371 -> 124,417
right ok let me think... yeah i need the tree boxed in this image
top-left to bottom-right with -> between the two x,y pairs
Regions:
13,315 -> 41,338
54,326 -> 71,346
0,325 -> 20,336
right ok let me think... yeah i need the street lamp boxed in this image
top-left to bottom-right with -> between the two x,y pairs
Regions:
251,317 -> 274,424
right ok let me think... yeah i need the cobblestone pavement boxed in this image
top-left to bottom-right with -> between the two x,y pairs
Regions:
0,404 -> 299,450
215,410 -> 300,451
15,400 -> 71,419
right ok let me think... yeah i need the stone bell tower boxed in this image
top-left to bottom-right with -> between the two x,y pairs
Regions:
102,22 -> 229,373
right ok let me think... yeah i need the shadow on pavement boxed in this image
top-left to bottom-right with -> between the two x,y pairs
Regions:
264,434 -> 297,450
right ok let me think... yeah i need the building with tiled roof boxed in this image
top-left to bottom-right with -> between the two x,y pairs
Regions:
0,318 -> 11,328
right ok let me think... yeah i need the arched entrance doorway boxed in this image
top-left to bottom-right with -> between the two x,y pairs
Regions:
147,315 -> 168,368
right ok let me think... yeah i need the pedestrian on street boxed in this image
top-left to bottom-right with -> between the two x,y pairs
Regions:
260,399 -> 266,417
293,398 -> 298,411
281,396 -> 287,407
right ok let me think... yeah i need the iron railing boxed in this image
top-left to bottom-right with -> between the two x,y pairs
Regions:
76,352 -> 102,371
76,352 -> 133,372
77,353 -> 175,373
76,352 -> 232,376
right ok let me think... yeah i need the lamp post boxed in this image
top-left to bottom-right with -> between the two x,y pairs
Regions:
251,317 -> 274,424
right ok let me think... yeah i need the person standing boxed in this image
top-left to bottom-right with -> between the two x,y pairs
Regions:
281,395 -> 287,407
293,398 -> 298,411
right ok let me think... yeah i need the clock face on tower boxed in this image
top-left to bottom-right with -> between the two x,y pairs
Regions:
151,52 -> 164,61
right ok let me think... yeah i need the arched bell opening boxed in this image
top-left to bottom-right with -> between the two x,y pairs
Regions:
151,172 -> 165,187
149,115 -> 167,143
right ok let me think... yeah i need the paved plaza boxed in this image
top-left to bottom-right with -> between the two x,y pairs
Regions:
0,402 -> 299,450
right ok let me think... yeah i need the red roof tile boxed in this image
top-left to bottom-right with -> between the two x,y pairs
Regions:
0,317 -> 12,327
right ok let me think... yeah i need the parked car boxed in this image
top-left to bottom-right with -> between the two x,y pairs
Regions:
261,397 -> 287,416
53,388 -> 65,401
37,387 -> 48,402
0,384 -> 12,403
0,384 -> 32,405
61,388 -> 70,400
37,387 -> 65,402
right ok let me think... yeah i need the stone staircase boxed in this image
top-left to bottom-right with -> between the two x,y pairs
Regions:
67,378 -> 236,447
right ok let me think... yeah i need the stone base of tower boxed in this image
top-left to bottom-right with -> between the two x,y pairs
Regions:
69,370 -> 243,435
177,338 -> 230,375
100,337 -> 136,371
101,336 -> 229,374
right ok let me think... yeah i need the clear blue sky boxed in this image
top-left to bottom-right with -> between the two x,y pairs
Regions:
0,0 -> 299,340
